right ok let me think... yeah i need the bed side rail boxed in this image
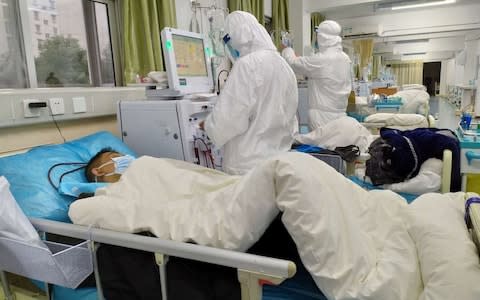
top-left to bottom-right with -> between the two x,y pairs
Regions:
29,218 -> 296,300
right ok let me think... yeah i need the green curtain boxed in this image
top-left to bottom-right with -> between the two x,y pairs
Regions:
122,0 -> 177,85
310,12 -> 325,46
228,0 -> 265,25
372,55 -> 382,80
353,39 -> 374,80
272,0 -> 289,49
389,60 -> 424,86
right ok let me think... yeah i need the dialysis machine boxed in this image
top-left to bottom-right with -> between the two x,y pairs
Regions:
118,27 -> 222,169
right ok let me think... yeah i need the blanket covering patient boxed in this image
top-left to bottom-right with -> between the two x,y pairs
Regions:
70,152 -> 480,300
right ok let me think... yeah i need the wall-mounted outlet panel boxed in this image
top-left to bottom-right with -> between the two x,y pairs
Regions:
23,99 -> 42,118
72,96 -> 87,113
49,98 -> 65,115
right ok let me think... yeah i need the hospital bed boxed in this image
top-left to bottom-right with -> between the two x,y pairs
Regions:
349,84 -> 433,135
1,217 -> 296,300
0,131 -> 326,300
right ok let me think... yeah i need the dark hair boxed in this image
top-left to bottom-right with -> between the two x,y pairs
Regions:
85,147 -> 118,182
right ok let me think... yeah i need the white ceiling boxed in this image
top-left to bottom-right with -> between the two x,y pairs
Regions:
305,0 -> 480,61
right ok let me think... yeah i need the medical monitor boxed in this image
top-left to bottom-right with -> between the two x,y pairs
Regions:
161,27 -> 214,94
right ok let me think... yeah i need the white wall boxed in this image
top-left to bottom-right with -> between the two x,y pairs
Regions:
288,0 -> 309,55
441,58 -> 455,94
0,87 -> 144,128
464,34 -> 480,85
0,87 -> 145,153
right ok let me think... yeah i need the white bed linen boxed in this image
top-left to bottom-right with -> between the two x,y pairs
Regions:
408,192 -> 480,300
364,113 -> 428,130
0,176 -> 47,249
294,116 -> 374,152
69,153 -> 480,300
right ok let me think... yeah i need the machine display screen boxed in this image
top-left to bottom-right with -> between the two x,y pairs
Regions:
172,34 -> 208,77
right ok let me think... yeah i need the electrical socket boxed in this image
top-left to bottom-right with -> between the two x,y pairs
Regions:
23,99 -> 43,118
49,98 -> 65,115
72,96 -> 87,113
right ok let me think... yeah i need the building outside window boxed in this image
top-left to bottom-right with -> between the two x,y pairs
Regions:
0,0 -> 118,89
29,0 -> 90,87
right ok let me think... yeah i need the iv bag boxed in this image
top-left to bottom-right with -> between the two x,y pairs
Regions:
280,31 -> 294,48
270,30 -> 294,49
189,12 -> 200,33
207,7 -> 227,56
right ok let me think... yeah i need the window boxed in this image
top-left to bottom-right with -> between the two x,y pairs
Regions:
0,0 -> 119,89
29,0 -> 91,87
95,2 -> 115,85
0,0 -> 28,88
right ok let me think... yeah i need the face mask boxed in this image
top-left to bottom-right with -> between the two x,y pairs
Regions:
223,34 -> 240,62
96,155 -> 135,180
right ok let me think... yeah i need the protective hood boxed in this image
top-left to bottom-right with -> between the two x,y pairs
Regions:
316,20 -> 342,51
225,11 -> 276,57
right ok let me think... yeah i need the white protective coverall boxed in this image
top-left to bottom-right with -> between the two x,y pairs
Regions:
204,11 -> 298,175
282,20 -> 352,130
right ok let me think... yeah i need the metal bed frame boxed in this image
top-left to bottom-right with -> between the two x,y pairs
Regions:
0,218 -> 296,300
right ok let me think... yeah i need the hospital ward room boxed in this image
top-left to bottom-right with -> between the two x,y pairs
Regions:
2,0 -> 480,299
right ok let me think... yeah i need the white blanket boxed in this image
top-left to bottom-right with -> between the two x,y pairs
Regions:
294,116 -> 374,152
69,153 -> 480,300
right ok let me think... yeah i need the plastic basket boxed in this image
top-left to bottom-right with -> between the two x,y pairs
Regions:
0,238 -> 92,289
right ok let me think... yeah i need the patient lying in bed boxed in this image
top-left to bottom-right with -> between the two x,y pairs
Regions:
69,151 -> 480,300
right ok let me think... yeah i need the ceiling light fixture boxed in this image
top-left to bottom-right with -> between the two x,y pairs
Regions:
391,0 -> 456,10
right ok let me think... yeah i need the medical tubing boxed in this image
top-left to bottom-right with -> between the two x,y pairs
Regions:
47,162 -> 87,190
206,150 -> 215,169
48,104 -> 67,143
194,137 -> 214,168
216,69 -> 230,95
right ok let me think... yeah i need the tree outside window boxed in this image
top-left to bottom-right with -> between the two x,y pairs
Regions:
35,36 -> 89,87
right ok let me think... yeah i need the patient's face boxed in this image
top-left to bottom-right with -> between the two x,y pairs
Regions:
91,151 -> 122,183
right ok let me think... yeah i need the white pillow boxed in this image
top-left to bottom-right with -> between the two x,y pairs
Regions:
383,158 -> 442,195
365,113 -> 428,128
408,192 -> 480,300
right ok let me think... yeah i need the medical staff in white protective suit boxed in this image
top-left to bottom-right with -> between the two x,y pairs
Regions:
201,11 -> 298,175
282,20 -> 352,130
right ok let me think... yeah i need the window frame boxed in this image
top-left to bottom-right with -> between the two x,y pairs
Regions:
83,0 -> 122,86
9,0 -> 122,89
